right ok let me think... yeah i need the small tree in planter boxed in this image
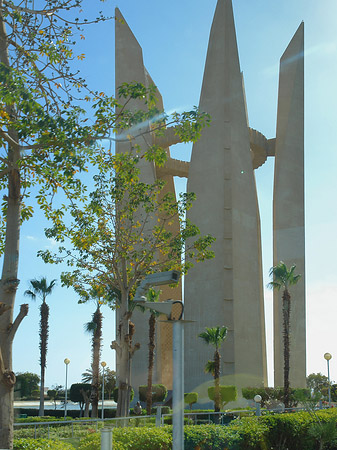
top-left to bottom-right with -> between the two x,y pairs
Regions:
184,392 -> 198,410
208,385 -> 237,409
139,384 -> 167,410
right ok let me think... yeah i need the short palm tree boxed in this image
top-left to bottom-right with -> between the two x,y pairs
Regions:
199,326 -> 227,412
268,261 -> 301,408
84,300 -> 103,419
24,277 -> 56,416
136,288 -> 161,415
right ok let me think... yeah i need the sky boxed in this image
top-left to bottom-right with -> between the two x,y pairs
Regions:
7,0 -> 337,391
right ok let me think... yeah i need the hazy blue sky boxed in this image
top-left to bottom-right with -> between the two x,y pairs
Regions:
8,0 -> 337,390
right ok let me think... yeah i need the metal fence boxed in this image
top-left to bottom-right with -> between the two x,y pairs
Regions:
14,406 -> 328,439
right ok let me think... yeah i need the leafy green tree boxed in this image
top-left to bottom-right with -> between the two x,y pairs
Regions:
40,140 -> 215,417
24,277 -> 56,416
184,392 -> 198,410
69,383 -> 91,418
15,372 -> 40,399
268,261 -> 301,408
208,385 -> 237,408
47,385 -> 63,410
307,373 -> 330,397
81,366 -> 116,400
139,384 -> 167,406
0,1 -> 114,447
199,326 -> 227,412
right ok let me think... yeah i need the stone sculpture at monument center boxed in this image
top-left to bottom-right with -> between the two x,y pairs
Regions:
114,0 -> 306,401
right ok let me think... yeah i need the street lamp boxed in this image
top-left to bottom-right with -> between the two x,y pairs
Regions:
324,352 -> 332,407
133,270 -> 188,450
254,394 -> 262,417
101,361 -> 107,420
64,358 -> 70,419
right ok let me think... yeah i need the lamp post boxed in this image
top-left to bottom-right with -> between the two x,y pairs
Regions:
64,358 -> 70,419
324,352 -> 332,407
101,361 -> 107,420
254,394 -> 262,416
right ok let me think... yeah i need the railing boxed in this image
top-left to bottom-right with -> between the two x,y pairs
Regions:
14,405 -> 328,439
14,416 -> 153,439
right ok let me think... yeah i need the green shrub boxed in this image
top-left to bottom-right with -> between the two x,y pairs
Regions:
184,392 -> 198,409
112,387 -> 134,403
242,386 -> 311,408
139,384 -> 168,403
208,385 -> 237,406
14,438 -> 75,450
78,427 -> 172,450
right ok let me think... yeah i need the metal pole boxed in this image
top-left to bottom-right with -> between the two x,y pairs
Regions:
172,320 -> 184,450
102,365 -> 105,420
64,363 -> 68,419
327,359 -> 331,407
101,428 -> 112,450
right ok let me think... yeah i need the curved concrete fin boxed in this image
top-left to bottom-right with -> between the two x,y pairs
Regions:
184,0 -> 267,395
273,22 -> 305,388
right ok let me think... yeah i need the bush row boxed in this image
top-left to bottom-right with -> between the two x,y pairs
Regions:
41,409 -> 330,450
14,410 -> 337,450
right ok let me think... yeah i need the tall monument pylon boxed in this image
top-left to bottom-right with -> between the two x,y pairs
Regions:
115,8 -> 183,392
184,0 -> 268,395
114,0 -> 306,400
273,22 -> 305,388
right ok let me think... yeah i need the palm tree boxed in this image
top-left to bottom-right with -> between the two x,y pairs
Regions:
268,261 -> 301,408
135,287 -> 161,415
24,277 -> 56,416
199,326 -> 227,412
84,303 -> 103,418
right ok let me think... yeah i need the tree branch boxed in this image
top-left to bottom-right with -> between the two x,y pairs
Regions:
8,303 -> 28,341
110,340 -> 122,359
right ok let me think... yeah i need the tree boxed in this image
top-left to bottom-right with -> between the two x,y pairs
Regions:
184,392 -> 198,410
199,326 -> 227,412
47,385 -> 63,410
0,1 -> 116,447
207,385 -> 237,408
136,287 -> 162,415
307,373 -> 330,397
69,383 -> 91,418
40,131 -> 214,417
81,366 -> 116,400
24,277 -> 56,416
15,372 -> 40,399
268,261 -> 301,408
78,288 -> 104,418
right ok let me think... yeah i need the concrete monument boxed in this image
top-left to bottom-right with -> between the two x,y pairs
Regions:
114,0 -> 306,397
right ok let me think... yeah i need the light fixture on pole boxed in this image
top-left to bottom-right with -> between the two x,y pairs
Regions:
64,358 -> 70,419
101,361 -> 107,420
254,394 -> 262,416
324,352 -> 332,407
134,271 -> 192,450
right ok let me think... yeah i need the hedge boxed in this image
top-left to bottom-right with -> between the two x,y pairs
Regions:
139,384 -> 168,404
208,385 -> 238,406
14,438 -> 75,450
76,409 -> 337,450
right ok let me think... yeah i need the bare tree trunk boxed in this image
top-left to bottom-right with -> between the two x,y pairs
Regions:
0,9 -> 28,448
283,289 -> 291,409
146,313 -> 156,415
0,160 -> 27,448
39,302 -> 49,416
